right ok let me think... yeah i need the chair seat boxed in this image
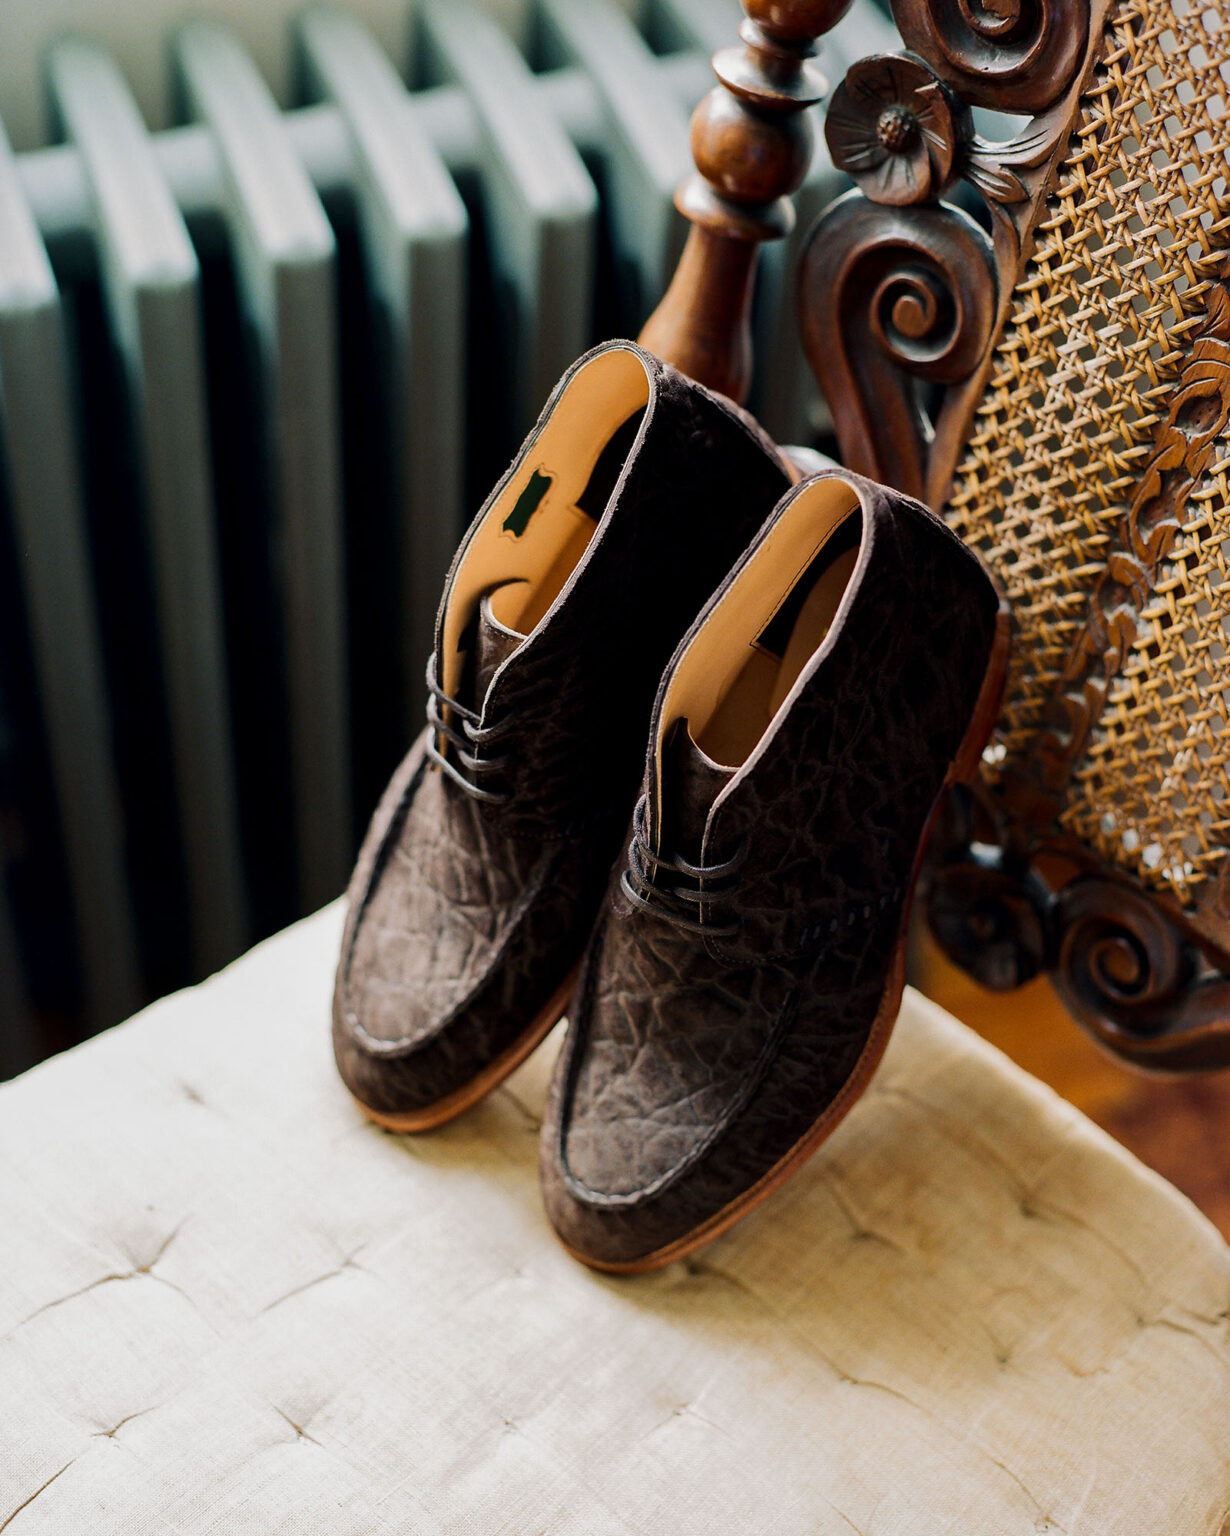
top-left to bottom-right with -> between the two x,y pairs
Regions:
2,902 -> 1228,1534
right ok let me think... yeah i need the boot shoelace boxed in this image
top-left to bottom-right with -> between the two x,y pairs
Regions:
425,653 -> 519,805
620,793 -> 746,938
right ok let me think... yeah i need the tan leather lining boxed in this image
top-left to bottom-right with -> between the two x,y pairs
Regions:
660,478 -> 862,773
441,349 -> 652,696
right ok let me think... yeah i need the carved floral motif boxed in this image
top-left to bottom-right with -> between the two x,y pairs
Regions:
825,54 -> 968,206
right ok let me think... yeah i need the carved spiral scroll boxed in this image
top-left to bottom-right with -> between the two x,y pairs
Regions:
927,850 -> 1053,991
891,0 -> 1089,114
798,191 -> 994,503
921,783 -> 1053,991
1053,879 -> 1230,1072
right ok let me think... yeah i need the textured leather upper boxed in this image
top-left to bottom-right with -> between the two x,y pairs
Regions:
333,340 -> 791,1118
541,471 -> 1003,1267
344,610 -> 534,1052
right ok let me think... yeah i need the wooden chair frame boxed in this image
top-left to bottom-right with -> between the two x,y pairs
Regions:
642,0 -> 1230,1072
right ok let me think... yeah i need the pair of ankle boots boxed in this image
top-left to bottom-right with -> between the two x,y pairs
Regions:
333,341 -> 1008,1274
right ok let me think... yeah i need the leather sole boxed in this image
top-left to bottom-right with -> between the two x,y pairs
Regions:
563,603 -> 1013,1275
354,964 -> 580,1134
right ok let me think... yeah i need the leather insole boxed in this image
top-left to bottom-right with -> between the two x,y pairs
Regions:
697,541 -> 858,767
503,406 -> 646,634
442,348 -> 651,697
660,478 -> 864,773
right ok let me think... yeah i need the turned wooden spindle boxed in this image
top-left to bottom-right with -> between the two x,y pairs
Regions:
640,0 -> 851,403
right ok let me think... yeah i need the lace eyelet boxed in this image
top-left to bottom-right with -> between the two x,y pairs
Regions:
424,652 -> 517,804
621,794 -> 743,939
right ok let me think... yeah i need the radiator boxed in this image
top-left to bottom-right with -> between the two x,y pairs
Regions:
0,0 -> 897,1074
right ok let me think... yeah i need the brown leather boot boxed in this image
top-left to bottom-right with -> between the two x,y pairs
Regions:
540,470 -> 1009,1271
333,341 -> 791,1130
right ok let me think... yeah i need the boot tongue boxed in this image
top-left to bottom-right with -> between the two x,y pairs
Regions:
461,589 -> 526,711
658,717 -> 734,863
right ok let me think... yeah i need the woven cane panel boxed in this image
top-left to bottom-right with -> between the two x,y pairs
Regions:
945,0 -> 1230,895
1069,466 -> 1230,897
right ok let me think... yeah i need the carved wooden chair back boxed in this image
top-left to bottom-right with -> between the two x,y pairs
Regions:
641,0 -> 1230,1072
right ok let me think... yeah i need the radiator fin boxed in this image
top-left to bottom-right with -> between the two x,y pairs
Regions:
301,7 -> 468,730
0,117 -> 141,1031
179,20 -> 351,910
49,37 -> 250,975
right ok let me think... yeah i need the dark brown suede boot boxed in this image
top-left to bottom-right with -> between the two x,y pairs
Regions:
540,470 -> 1009,1272
333,340 -> 791,1130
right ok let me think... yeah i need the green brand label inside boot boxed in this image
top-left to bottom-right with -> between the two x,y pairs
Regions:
503,467 -> 553,537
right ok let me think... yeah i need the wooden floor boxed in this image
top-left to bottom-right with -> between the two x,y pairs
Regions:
916,931 -> 1230,1242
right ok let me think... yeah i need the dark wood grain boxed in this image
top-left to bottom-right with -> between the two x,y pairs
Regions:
807,24 -> 1100,509
801,1 -> 1230,1073
797,192 -> 995,502
893,0 -> 1089,113
639,0 -> 847,402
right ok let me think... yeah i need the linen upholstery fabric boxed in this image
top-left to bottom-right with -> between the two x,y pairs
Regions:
334,341 -> 791,1119
3,903 -> 1229,1534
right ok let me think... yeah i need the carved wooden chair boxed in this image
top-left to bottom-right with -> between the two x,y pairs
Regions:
642,0 -> 1230,1074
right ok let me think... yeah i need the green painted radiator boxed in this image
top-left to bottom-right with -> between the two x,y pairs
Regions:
0,0 -> 896,1071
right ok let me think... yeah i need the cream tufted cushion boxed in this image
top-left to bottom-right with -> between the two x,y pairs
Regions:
2,902 -> 1228,1534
